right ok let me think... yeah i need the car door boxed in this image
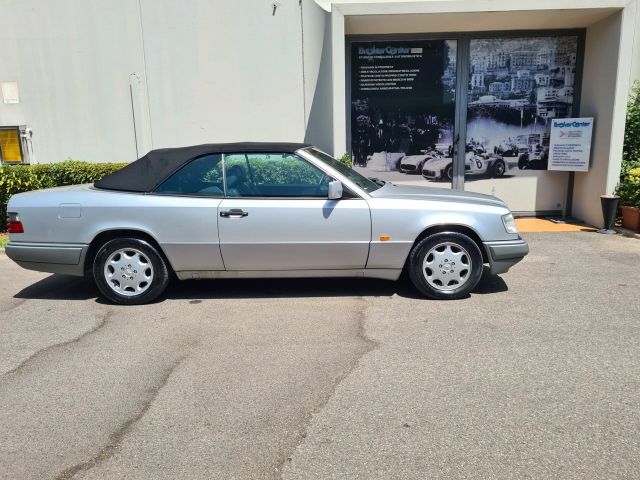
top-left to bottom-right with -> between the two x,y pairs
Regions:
217,152 -> 371,271
152,153 -> 226,272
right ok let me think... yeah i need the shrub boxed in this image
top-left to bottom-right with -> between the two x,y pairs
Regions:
1,161 -> 127,230
616,167 -> 640,208
622,81 -> 640,175
339,153 -> 353,168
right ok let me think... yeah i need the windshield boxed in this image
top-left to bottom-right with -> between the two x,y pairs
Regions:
303,147 -> 381,193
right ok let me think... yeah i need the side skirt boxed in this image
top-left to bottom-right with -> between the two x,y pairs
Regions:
175,269 -> 402,281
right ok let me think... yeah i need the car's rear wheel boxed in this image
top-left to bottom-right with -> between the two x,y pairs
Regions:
93,238 -> 170,305
408,232 -> 483,299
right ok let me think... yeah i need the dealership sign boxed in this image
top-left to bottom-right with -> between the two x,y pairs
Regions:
548,117 -> 594,171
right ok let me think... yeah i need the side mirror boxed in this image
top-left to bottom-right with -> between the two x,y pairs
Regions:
328,180 -> 343,200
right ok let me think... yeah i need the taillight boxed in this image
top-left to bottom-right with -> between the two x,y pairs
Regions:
7,212 -> 24,234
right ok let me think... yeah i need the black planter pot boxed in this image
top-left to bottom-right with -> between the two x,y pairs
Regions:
599,195 -> 619,234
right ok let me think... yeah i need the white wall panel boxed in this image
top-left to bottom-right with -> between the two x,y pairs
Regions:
0,0 -> 144,163
574,6 -> 636,226
139,0 -> 306,149
302,0 -> 334,152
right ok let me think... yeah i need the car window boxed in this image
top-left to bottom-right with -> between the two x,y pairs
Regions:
303,147 -> 380,193
154,154 -> 224,196
224,153 -> 330,198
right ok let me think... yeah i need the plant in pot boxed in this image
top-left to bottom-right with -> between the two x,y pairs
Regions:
616,167 -> 640,231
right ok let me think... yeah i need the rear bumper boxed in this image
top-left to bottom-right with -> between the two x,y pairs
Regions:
483,239 -> 529,275
5,242 -> 88,276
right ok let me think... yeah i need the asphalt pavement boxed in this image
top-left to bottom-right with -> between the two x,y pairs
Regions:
0,232 -> 639,479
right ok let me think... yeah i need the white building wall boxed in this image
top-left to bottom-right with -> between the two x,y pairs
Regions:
302,0 -> 334,153
139,0 -> 306,151
0,0 -> 309,163
0,0 -> 145,164
574,4 -> 637,226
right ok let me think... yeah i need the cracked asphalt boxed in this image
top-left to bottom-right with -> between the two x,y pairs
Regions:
1,232 -> 639,479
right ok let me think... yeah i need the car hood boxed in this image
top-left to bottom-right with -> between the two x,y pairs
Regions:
422,157 -> 451,170
370,183 -> 508,208
400,155 -> 428,165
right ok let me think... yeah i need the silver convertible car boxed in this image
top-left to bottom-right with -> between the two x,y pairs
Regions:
5,143 -> 528,304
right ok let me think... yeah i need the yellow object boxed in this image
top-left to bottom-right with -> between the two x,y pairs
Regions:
0,128 -> 22,163
515,218 -> 595,233
379,235 -> 391,241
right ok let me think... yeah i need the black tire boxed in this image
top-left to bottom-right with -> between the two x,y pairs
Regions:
491,159 -> 506,178
444,164 -> 453,182
518,155 -> 529,170
407,232 -> 484,300
93,238 -> 170,305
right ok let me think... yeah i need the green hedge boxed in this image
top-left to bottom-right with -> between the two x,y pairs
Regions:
623,81 -> 640,175
618,81 -> 640,208
1,161 -> 127,230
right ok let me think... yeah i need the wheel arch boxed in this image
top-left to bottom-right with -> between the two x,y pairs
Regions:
407,224 -> 489,266
84,228 -> 174,275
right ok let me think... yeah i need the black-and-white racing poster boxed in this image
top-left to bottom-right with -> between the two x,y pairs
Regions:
349,35 -> 581,187
465,36 -> 579,177
350,40 -> 457,185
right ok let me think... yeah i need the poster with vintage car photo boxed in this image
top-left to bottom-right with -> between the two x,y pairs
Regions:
349,39 -> 457,186
465,35 -> 579,179
349,35 -> 580,186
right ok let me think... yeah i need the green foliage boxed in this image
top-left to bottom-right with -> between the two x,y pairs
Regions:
617,82 -> 640,208
338,153 -> 353,168
622,81 -> 640,175
0,161 -> 126,230
616,167 -> 640,208
250,157 -> 323,184
225,154 -> 324,184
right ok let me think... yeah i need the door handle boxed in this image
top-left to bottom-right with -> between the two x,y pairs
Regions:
220,209 -> 248,218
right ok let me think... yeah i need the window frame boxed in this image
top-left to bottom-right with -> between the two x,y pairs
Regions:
0,126 -> 25,164
150,150 -> 363,200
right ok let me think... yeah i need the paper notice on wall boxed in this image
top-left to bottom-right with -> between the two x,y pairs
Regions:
1,82 -> 20,104
548,117 -> 593,171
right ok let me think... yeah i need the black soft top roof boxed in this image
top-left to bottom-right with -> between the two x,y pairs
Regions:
94,142 -> 312,193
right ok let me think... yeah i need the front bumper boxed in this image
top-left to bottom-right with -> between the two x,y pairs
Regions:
422,170 -> 439,180
483,238 -> 529,274
5,242 -> 89,276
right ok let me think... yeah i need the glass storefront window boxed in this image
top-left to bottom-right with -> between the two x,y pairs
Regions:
464,35 -> 580,213
347,32 -> 584,214
349,39 -> 457,189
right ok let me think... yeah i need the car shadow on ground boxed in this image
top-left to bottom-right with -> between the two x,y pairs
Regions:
14,267 -> 507,303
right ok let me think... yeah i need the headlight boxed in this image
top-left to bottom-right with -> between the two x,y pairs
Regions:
502,213 -> 518,234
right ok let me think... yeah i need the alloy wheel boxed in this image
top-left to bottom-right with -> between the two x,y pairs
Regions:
422,242 -> 472,291
103,248 -> 154,296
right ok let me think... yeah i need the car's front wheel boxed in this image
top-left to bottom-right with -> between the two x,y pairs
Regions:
444,164 -> 453,182
408,232 -> 484,300
491,159 -> 506,177
518,155 -> 529,170
93,238 -> 170,305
